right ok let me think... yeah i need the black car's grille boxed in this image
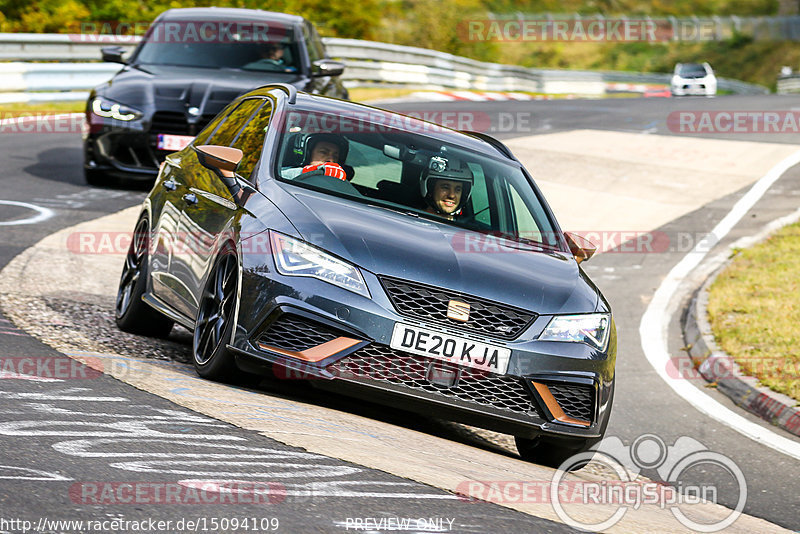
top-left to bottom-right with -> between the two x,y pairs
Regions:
150,112 -> 214,136
257,315 -> 339,352
328,344 -> 542,417
380,276 -> 535,340
548,383 -> 595,423
110,137 -> 160,170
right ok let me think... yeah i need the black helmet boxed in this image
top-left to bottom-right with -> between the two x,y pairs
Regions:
420,156 -> 473,214
294,132 -> 349,165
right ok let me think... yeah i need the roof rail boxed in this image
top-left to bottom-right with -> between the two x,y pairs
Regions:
257,83 -> 297,104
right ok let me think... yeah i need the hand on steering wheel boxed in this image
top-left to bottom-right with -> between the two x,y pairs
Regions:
301,162 -> 347,181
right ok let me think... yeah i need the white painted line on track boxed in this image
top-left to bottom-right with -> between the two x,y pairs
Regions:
640,149 -> 800,460
0,200 -> 54,226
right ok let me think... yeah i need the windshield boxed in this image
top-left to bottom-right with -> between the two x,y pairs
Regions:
678,64 -> 708,77
274,108 -> 563,250
133,20 -> 300,72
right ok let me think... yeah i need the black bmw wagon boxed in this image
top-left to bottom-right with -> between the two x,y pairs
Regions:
115,84 -> 616,467
84,7 -> 347,186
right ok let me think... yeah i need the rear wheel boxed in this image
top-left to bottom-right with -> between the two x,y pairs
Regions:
115,217 -> 174,337
193,247 -> 240,381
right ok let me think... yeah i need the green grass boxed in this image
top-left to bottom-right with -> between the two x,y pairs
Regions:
0,101 -> 84,114
707,222 -> 800,402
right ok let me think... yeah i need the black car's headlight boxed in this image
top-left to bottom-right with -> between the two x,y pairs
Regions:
91,97 -> 143,121
270,231 -> 370,298
540,313 -> 611,350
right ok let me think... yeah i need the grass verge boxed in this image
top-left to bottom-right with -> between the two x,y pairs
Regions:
0,101 -> 84,114
707,221 -> 800,403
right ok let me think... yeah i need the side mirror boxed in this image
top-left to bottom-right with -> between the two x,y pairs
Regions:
101,46 -> 127,64
195,145 -> 253,206
564,232 -> 596,265
311,59 -> 345,77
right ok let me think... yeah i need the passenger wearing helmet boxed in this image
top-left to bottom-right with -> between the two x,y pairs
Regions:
420,156 -> 473,221
284,132 -> 350,181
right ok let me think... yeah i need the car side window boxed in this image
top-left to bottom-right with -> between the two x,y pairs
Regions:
193,100 -> 242,146
230,99 -> 274,181
205,99 -> 263,147
303,22 -> 323,63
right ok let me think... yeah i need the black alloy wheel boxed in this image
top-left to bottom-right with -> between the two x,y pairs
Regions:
115,216 -> 174,337
193,247 -> 240,380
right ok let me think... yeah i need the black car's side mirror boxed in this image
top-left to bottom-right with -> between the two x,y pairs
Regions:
564,231 -> 596,264
195,145 -> 253,206
101,46 -> 127,64
311,59 -> 345,77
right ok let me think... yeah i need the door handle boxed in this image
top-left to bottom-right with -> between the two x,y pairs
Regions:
182,193 -> 198,205
163,179 -> 177,191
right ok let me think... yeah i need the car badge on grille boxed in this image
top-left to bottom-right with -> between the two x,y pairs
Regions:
187,106 -> 201,117
446,300 -> 470,322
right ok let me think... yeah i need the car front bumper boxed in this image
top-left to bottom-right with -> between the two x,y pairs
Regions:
231,248 -> 616,441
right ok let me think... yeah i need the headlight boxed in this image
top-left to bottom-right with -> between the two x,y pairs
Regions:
540,313 -> 611,350
91,97 -> 142,121
270,231 -> 370,298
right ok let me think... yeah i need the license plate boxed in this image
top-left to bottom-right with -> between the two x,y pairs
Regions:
157,134 -> 194,151
390,323 -> 511,375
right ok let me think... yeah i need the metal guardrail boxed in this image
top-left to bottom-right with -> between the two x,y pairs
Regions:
777,74 -> 800,94
0,32 -> 769,103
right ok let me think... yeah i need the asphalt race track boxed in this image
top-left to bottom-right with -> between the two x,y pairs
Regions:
1,94 -> 799,532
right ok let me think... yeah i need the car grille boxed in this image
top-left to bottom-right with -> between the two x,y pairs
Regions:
379,276 -> 535,340
110,137 -> 160,170
257,315 -> 339,352
548,383 -> 595,423
328,344 -> 542,418
150,112 -> 214,136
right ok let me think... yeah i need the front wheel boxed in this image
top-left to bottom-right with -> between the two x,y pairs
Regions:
515,435 -> 600,470
115,217 -> 174,338
193,248 -> 240,381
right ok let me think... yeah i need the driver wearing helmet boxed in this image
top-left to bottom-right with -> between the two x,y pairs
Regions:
420,156 -> 473,221
285,132 -> 350,181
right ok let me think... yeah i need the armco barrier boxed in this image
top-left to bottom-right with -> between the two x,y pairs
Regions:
777,74 -> 800,94
0,32 -> 768,102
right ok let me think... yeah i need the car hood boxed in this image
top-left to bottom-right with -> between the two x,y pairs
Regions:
278,187 -> 599,315
96,64 -> 305,113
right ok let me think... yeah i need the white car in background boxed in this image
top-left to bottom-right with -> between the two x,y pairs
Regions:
671,62 -> 717,96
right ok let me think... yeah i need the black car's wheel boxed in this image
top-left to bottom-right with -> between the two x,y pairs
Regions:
115,217 -> 174,337
85,168 -> 106,187
193,247 -> 240,381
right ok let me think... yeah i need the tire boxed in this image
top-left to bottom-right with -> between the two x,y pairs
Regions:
85,168 -> 106,187
515,435 -> 600,470
115,217 -> 174,337
192,246 -> 240,381
518,381 -> 615,470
